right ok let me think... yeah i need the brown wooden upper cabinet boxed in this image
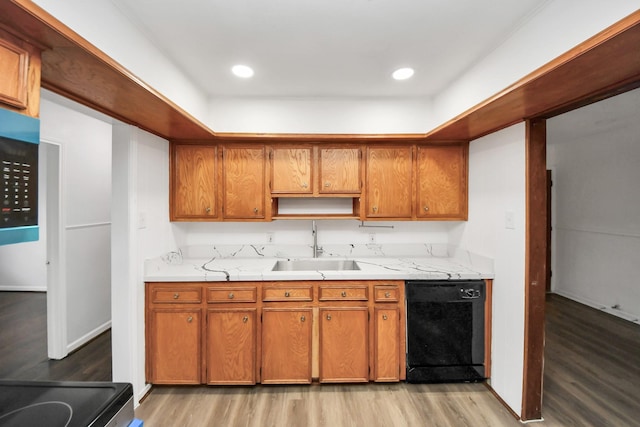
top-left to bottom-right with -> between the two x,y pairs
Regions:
416,144 -> 468,220
222,146 -> 266,220
318,147 -> 362,195
170,141 -> 467,222
269,145 -> 362,197
171,144 -> 218,220
365,146 -> 414,219
0,29 -> 41,117
270,146 -> 313,194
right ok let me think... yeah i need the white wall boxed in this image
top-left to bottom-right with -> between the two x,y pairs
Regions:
450,123 -> 527,415
32,0 -> 209,125
40,93 -> 113,352
208,97 -> 436,134
0,143 -> 48,291
547,88 -> 640,323
433,0 -> 639,126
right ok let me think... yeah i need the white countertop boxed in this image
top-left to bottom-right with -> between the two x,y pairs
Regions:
144,244 -> 494,282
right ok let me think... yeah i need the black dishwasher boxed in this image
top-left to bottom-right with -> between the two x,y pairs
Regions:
406,280 -> 485,383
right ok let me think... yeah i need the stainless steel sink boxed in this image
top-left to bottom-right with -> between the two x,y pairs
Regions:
271,260 -> 360,271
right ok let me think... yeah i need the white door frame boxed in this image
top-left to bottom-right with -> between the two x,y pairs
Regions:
43,139 -> 68,360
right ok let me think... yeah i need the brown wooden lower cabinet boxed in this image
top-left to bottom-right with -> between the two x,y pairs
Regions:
261,308 -> 313,384
207,308 -> 257,385
145,281 -> 405,386
319,307 -> 369,383
373,307 -> 400,382
147,308 -> 202,384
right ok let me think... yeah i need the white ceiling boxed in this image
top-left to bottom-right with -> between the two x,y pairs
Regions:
111,0 -> 550,99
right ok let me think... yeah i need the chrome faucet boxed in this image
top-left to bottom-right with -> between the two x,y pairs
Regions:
312,220 -> 323,258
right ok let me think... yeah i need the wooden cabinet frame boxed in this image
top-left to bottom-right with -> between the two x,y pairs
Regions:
146,280 -> 407,385
170,140 -> 467,222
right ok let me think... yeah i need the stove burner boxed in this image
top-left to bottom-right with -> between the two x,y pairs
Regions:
0,401 -> 73,427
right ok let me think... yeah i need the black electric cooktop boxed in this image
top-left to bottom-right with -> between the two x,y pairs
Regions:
0,380 -> 133,427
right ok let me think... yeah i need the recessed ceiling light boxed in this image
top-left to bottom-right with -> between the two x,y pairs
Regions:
392,67 -> 414,80
231,64 -> 254,78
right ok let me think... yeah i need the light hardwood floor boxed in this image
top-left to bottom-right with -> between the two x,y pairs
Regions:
2,292 -> 637,426
135,294 -> 640,427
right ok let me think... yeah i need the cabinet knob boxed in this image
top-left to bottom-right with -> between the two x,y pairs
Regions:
300,315 -> 306,322
187,316 -> 193,323
228,293 -> 234,299
301,182 -> 308,188
385,292 -> 391,298
341,291 -> 347,297
326,314 -> 332,320
284,291 -> 290,297
205,207 -> 211,213
243,316 -> 249,323
253,207 -> 259,214
372,206 -> 378,212
173,293 -> 179,299
324,182 -> 331,187
382,314 -> 388,320
423,206 -> 429,212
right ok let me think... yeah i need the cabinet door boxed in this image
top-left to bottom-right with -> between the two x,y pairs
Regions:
365,146 -> 413,218
319,307 -> 369,383
172,144 -> 217,219
417,145 -> 467,219
261,308 -> 312,384
222,146 -> 265,219
207,308 -> 256,385
373,307 -> 400,382
319,147 -> 361,194
271,147 -> 313,194
148,308 -> 202,384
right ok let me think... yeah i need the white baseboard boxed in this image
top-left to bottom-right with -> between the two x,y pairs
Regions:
135,384 -> 153,408
553,290 -> 640,324
67,320 -> 112,354
0,286 -> 47,292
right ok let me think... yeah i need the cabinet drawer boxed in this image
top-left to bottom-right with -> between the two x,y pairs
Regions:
207,287 -> 257,303
374,285 -> 399,303
263,286 -> 313,302
151,287 -> 202,304
319,286 -> 368,301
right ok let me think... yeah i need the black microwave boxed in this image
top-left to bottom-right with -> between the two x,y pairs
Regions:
0,108 -> 40,245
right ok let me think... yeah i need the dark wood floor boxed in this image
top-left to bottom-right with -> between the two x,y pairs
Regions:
0,291 -> 112,382
1,292 -> 638,426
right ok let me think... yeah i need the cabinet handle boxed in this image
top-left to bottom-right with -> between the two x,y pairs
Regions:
253,207 -> 259,214
326,314 -> 332,320
301,182 -> 308,188
205,207 -> 211,213
385,292 -> 391,298
382,314 -> 388,321
324,182 -> 331,187
187,316 -> 193,323
300,315 -> 306,322
341,291 -> 347,297
423,206 -> 429,212
228,293 -> 234,299
173,293 -> 179,299
243,316 -> 249,323
284,291 -> 290,297
372,206 -> 378,212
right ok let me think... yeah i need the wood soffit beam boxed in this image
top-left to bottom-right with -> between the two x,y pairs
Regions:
0,1 -> 639,143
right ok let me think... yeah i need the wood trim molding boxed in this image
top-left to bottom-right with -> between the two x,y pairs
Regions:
522,119 -> 547,421
425,10 -> 640,142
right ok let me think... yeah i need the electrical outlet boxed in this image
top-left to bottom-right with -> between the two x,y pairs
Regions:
138,212 -> 147,229
266,232 -> 274,243
368,233 -> 376,243
505,210 -> 515,229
